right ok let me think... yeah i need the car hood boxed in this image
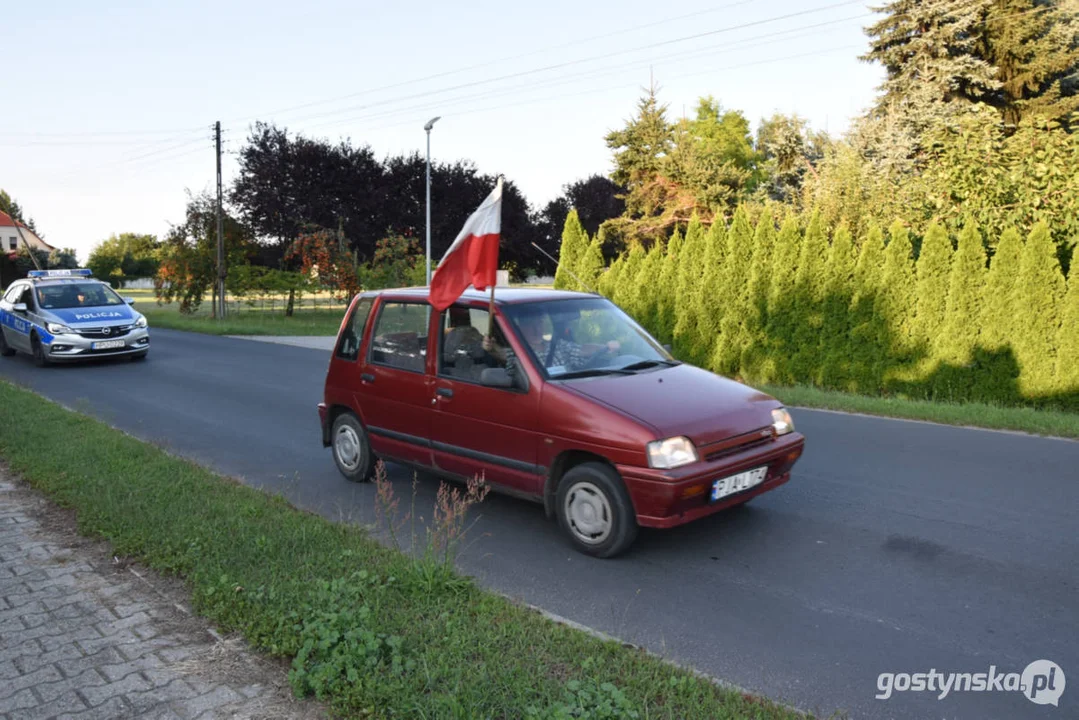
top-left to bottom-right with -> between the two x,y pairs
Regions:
48,307 -> 137,325
566,363 -> 779,446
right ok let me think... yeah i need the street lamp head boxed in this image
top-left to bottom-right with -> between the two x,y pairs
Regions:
424,116 -> 441,132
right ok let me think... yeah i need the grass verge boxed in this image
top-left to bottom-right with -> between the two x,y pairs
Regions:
0,380 -> 807,720
141,307 -> 346,336
761,384 -> 1079,439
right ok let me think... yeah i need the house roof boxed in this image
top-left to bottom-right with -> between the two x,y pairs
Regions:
0,211 -> 56,251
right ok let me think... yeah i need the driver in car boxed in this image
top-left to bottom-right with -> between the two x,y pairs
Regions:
482,311 -> 620,372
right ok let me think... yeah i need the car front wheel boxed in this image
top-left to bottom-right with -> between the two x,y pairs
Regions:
556,462 -> 638,558
31,335 -> 50,367
331,413 -> 374,482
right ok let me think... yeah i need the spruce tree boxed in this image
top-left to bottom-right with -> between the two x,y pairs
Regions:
655,227 -> 684,343
576,233 -> 606,293
764,215 -> 803,383
937,221 -> 987,399
1015,222 -> 1066,397
1056,264 -> 1079,403
739,213 -> 777,381
711,207 -> 754,376
845,225 -> 884,391
789,212 -> 829,384
689,220 -> 729,366
672,215 -> 707,358
914,223 -> 953,364
975,226 -> 1023,402
877,221 -> 917,362
554,209 -> 588,290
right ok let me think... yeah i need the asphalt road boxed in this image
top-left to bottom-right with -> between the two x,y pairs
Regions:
2,329 -> 1076,720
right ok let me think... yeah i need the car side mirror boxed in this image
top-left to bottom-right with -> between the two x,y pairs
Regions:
480,367 -> 514,388
125,297 -> 136,305
12,303 -> 27,313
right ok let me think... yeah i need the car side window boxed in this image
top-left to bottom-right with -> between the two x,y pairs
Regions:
3,285 -> 22,303
368,302 -> 428,373
336,298 -> 373,361
16,286 -> 33,309
439,307 -> 514,384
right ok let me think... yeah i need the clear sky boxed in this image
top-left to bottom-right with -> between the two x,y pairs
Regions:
4,0 -> 884,261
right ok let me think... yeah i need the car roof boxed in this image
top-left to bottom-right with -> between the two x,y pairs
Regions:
368,286 -> 601,305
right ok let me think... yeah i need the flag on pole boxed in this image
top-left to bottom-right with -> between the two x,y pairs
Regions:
428,177 -> 502,312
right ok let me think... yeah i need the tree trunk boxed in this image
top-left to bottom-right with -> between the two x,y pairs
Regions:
286,288 -> 295,317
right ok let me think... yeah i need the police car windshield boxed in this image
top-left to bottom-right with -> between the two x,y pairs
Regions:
36,283 -> 124,310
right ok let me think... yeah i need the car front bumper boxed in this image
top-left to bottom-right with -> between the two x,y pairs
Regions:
44,328 -> 150,361
617,431 -> 805,529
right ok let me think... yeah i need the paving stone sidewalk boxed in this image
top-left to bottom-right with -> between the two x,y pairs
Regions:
0,478 -> 326,720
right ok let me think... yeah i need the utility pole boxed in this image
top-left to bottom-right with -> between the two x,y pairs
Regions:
424,116 -> 440,285
11,220 -> 42,272
214,121 -> 227,319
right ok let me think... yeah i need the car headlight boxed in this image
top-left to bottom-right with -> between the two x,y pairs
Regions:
771,407 -> 795,436
46,322 -> 74,335
135,315 -> 148,328
646,436 -> 698,469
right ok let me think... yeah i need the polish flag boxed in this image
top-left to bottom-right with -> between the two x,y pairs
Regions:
428,177 -> 502,312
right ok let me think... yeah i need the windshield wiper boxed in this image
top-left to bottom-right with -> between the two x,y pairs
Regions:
618,359 -> 681,372
552,367 -> 636,380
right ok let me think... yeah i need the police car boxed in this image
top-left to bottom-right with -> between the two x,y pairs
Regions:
0,269 -> 149,366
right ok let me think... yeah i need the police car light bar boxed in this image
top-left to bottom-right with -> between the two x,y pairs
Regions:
27,269 -> 93,278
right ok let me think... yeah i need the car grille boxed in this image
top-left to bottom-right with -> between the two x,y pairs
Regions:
77,325 -> 132,339
703,427 -> 775,463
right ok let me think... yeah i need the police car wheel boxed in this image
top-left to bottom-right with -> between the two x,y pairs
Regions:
0,332 -> 14,357
331,413 -> 374,482
31,335 -> 51,368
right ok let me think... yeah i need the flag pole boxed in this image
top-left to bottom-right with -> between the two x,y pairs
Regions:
488,175 -> 504,338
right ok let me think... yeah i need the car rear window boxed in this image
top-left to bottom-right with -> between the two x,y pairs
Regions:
335,297 -> 373,361
368,302 -> 428,373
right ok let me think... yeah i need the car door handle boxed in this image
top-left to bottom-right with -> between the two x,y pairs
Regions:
436,387 -> 453,398
361,373 -> 375,383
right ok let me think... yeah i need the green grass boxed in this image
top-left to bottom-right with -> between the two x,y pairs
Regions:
128,289 -> 348,336
761,384 -> 1079,439
0,380 -> 809,720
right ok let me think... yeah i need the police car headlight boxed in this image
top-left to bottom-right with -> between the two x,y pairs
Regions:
135,315 -> 148,328
46,322 -> 75,335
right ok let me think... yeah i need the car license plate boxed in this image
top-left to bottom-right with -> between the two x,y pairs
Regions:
92,340 -> 126,350
710,466 -> 767,502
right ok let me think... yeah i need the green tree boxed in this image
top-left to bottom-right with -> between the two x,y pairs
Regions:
612,242 -> 646,314
710,207 -> 754,375
1014,222 -> 1066,397
654,227 -> 684,343
789,212 -> 829,382
913,223 -> 954,358
979,0 -> 1079,129
632,241 -> 666,329
845,226 -> 883,391
739,213 -> 777,381
688,220 -> 728,365
877,221 -> 918,362
763,215 -> 803,383
976,226 -> 1023,399
598,254 -> 624,299
576,232 -> 606,293
605,83 -> 673,230
0,189 -> 38,233
87,233 -> 161,280
937,221 -> 988,399
554,210 -> 589,290
671,215 -> 706,356
1056,263 -> 1079,399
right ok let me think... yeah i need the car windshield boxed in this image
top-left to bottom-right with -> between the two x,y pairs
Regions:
36,282 -> 125,310
502,297 -> 676,378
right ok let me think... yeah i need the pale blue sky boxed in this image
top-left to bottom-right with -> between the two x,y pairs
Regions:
4,0 -> 884,260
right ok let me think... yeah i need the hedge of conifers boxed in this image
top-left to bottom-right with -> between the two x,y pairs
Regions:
554,209 -> 1079,410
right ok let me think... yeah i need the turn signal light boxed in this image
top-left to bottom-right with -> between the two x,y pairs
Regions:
680,484 -> 708,499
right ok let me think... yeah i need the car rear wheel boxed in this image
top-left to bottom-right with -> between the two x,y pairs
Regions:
556,462 -> 638,558
331,413 -> 374,482
0,331 -> 15,357
31,335 -> 50,368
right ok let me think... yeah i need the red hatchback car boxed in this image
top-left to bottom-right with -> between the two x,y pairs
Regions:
319,287 -> 805,557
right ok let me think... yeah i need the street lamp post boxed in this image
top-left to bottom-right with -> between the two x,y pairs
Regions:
424,116 -> 441,285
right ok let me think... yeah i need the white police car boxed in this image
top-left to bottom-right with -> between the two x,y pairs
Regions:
0,269 -> 149,366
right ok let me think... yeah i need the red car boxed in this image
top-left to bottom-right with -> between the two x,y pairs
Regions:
318,287 -> 805,558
